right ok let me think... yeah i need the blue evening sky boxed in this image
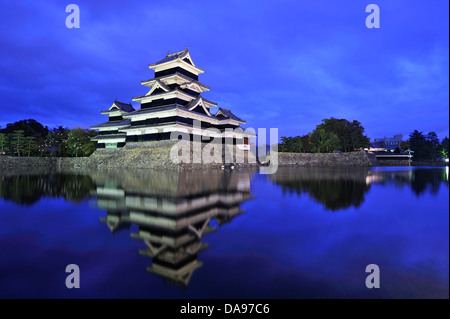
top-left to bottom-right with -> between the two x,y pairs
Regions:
0,0 -> 448,141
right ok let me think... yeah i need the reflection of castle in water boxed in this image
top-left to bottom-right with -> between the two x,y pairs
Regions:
91,169 -> 254,287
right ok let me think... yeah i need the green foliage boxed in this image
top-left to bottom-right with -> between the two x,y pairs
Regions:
1,119 -> 49,138
43,126 -> 70,157
278,118 -> 369,153
0,133 -> 8,153
409,130 -> 441,160
0,119 -> 100,157
65,128 -> 97,157
300,135 -> 314,153
400,141 -> 410,151
1,119 -> 100,157
316,118 -> 370,152
24,136 -> 36,157
0,120 -> 50,156
310,128 -> 341,153
9,130 -> 26,157
427,132 -> 440,159
441,137 -> 449,158
279,136 -> 303,153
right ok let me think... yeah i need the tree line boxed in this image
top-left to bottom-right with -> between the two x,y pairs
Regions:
278,118 -> 370,153
0,173 -> 96,205
277,117 -> 449,161
0,119 -> 97,157
405,130 -> 448,161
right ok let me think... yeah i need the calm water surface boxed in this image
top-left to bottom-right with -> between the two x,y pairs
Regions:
0,166 -> 448,298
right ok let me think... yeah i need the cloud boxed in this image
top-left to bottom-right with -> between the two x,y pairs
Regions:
0,0 -> 448,139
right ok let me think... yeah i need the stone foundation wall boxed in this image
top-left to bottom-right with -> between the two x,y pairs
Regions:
276,151 -> 373,167
0,156 -> 87,170
87,141 -> 257,170
3,148 -> 401,170
0,156 -> 56,169
366,152 -> 378,166
86,141 -> 179,170
0,141 -> 257,171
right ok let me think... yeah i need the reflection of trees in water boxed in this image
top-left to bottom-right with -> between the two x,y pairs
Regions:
269,167 -> 371,211
0,173 -> 96,205
278,179 -> 370,211
367,169 -> 448,196
270,167 -> 449,211
410,169 -> 448,196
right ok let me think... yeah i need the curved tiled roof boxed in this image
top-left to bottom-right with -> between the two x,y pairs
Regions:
112,101 -> 135,112
132,87 -> 199,101
216,108 -> 245,123
141,73 -> 210,92
102,100 -> 135,114
151,48 -> 189,66
91,118 -> 131,129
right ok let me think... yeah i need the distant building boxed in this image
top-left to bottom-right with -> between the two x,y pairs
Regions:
368,141 -> 385,152
366,134 -> 412,165
371,134 -> 403,151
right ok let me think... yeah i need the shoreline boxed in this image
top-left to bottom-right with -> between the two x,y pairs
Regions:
1,152 -> 447,170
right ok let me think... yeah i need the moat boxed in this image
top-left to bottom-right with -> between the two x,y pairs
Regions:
0,167 -> 448,298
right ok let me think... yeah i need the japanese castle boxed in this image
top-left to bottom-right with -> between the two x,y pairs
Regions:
91,48 -> 253,150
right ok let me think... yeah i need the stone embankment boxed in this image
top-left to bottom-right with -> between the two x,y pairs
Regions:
4,145 -> 431,170
0,140 -> 257,170
276,151 -> 374,167
0,156 -> 86,170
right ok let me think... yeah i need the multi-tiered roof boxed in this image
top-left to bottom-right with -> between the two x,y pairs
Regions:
91,48 -> 253,148
91,100 -> 134,147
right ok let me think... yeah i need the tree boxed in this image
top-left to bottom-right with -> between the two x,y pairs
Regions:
43,126 -> 69,156
9,130 -> 26,157
400,140 -> 410,151
1,120 -> 50,156
409,130 -> 441,160
0,133 -> 8,154
24,136 -> 36,157
441,137 -> 449,159
66,129 -> 83,157
300,135 -> 314,153
65,128 -> 97,157
409,130 -> 426,159
315,118 -> 369,152
426,132 -> 440,160
279,136 -> 303,153
1,119 -> 49,139
310,128 -> 341,153
83,129 -> 98,156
